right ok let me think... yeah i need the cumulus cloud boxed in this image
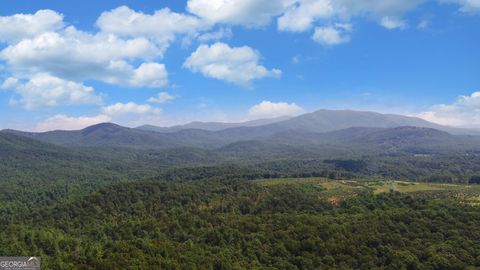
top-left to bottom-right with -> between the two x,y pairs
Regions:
186,0 -> 478,34
417,18 -> 430,29
197,28 -> 233,42
9,73 -> 102,110
187,0 -> 290,27
148,92 -> 176,104
35,114 -> 111,131
0,10 -> 64,43
334,0 -> 425,23
96,5 -> 207,49
187,0 -> 478,32
102,102 -> 161,116
1,77 -> 19,90
380,16 -> 407,29
0,8 -> 179,113
0,28 -> 168,88
184,42 -> 281,85
458,0 -> 480,12
129,63 -> 168,88
248,101 -> 304,118
312,23 -> 352,45
278,0 -> 424,32
278,0 -> 334,32
418,91 -> 480,127
442,0 -> 480,13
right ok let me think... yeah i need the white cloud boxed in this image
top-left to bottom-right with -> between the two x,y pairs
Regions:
10,73 -> 102,110
312,24 -> 352,45
187,0 -> 477,33
292,55 -> 300,64
197,28 -> 233,42
418,91 -> 480,127
334,0 -> 425,20
0,10 -> 64,43
187,0 -> 291,27
186,0 -> 440,32
248,101 -> 304,118
0,28 -> 167,88
278,0 -> 424,32
129,63 -> 168,88
35,114 -> 111,131
459,0 -> 480,12
186,0 -> 478,35
278,0 -> 334,32
148,92 -> 176,104
442,0 -> 480,13
96,5 -> 207,49
417,18 -> 430,29
1,77 -> 18,90
184,42 -> 281,85
102,102 -> 161,116
380,16 -> 407,29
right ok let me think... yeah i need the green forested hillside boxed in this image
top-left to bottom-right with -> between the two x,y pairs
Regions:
2,127 -> 480,219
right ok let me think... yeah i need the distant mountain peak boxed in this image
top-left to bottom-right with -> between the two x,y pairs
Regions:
81,123 -> 125,135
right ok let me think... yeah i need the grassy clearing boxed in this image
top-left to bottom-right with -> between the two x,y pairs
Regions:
254,178 -> 369,205
254,177 -> 480,205
372,182 -> 457,194
254,177 -> 328,186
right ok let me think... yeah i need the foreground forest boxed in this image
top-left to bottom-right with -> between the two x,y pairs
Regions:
1,179 -> 480,269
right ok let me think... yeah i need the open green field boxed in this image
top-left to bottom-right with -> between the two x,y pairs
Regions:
254,177 -> 480,205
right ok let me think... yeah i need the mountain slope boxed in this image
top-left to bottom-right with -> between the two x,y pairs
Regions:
270,109 -> 449,133
0,131 -> 79,157
209,126 -> 480,162
3,123 -> 185,149
205,109 -> 476,142
0,132 -> 135,211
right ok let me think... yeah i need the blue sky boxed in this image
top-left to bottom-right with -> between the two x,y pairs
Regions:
0,0 -> 479,131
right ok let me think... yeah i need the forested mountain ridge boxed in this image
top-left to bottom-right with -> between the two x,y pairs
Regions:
140,109 -> 480,135
3,123 -> 184,149
2,110 -> 480,216
3,111 -> 480,152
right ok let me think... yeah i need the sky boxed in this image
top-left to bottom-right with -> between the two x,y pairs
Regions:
0,0 -> 479,131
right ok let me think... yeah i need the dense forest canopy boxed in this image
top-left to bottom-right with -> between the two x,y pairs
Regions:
1,179 -> 480,269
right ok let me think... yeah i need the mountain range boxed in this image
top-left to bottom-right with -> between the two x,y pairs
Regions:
137,116 -> 292,132
139,109 -> 479,135
1,109 -> 479,163
3,109 -> 478,149
2,109 -> 480,201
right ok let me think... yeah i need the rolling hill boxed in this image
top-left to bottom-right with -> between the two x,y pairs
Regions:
3,123 -> 188,149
